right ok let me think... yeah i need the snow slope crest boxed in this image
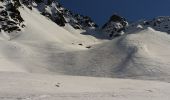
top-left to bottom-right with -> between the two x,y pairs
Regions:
22,0 -> 98,29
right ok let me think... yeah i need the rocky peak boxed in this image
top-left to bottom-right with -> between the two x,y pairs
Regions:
102,14 -> 128,38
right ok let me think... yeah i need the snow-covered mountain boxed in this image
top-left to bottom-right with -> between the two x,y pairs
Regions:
22,0 -> 98,29
1,0 -> 170,100
0,0 -> 169,80
102,14 -> 170,38
127,16 -> 170,34
102,14 -> 128,37
0,0 -> 97,36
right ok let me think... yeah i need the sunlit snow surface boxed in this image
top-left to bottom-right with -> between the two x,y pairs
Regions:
0,4 -> 170,100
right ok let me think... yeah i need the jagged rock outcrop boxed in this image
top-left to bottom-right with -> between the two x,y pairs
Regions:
0,0 -> 25,37
102,14 -> 128,37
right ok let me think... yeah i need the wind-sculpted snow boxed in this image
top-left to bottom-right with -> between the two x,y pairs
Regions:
53,28 -> 170,81
1,12 -> 170,81
0,1 -> 170,82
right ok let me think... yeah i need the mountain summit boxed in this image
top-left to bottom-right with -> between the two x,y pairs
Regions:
102,14 -> 128,37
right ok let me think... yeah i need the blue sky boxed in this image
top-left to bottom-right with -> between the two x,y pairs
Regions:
60,0 -> 170,26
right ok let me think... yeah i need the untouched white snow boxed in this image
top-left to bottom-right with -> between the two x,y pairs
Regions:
0,6 -> 170,100
0,72 -> 170,100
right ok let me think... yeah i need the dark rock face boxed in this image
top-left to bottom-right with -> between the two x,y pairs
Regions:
0,0 -> 25,34
102,14 -> 128,38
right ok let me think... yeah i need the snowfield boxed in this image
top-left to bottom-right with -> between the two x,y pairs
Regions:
0,72 -> 170,100
0,4 -> 170,100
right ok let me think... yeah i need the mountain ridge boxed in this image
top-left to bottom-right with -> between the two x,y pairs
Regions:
1,0 -> 170,40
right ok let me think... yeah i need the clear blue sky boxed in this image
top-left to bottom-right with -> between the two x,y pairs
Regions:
60,0 -> 170,26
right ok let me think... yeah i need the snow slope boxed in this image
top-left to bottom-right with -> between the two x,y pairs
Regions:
1,6 -> 170,81
1,1 -> 170,100
0,6 -> 100,74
